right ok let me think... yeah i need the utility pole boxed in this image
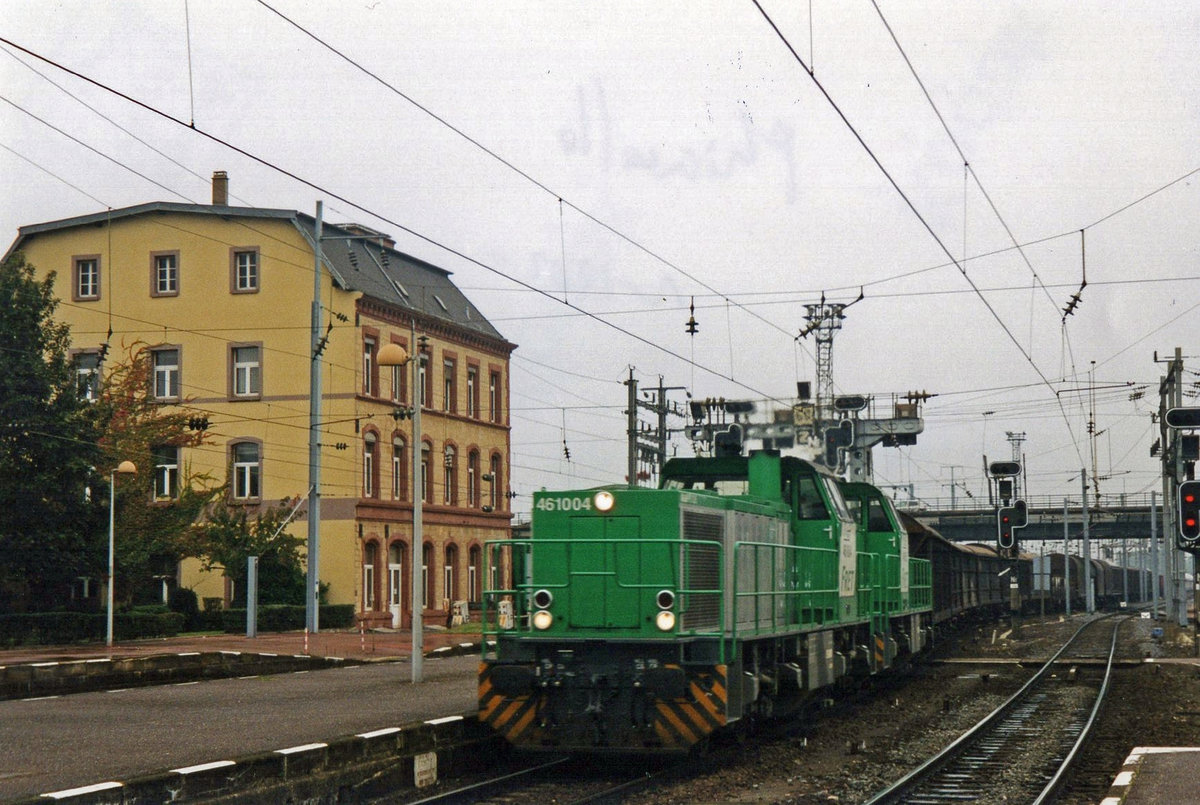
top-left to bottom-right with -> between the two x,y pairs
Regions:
624,370 -> 685,488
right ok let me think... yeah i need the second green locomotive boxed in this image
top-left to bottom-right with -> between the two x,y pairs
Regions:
478,450 -> 932,752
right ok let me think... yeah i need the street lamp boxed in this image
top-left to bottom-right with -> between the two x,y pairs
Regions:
107,460 -> 137,648
378,331 -> 427,683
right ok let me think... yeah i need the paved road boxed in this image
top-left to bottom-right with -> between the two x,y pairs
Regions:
0,654 -> 479,801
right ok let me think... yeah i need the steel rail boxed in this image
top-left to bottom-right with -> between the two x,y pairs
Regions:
863,615 -> 1119,804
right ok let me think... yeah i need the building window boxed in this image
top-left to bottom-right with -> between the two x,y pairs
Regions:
231,441 -> 261,500
468,546 -> 481,602
363,434 -> 378,498
231,249 -> 259,293
418,359 -> 430,408
152,348 -> 180,401
363,543 -> 378,610
443,445 -> 456,505
443,359 -> 456,413
362,336 -> 376,396
152,445 -> 179,500
489,371 -> 501,423
231,345 -> 261,398
388,543 -> 404,608
421,442 -> 432,503
444,544 -> 458,604
489,453 -> 501,511
422,543 -> 432,609
151,251 -> 179,297
74,351 -> 101,401
392,437 -> 405,500
466,366 -> 478,418
73,256 -> 100,301
467,450 -> 480,508
390,340 -> 407,403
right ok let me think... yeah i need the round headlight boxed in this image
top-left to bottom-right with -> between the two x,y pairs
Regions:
593,490 -> 615,512
533,610 -> 553,630
656,589 -> 675,610
532,589 -> 553,609
655,610 -> 676,631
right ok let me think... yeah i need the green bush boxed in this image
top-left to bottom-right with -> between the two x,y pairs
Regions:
0,610 -> 184,646
220,604 -> 356,633
168,588 -> 200,630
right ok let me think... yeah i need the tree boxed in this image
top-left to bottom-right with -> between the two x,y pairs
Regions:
190,497 -> 307,606
92,345 -> 220,606
0,252 -> 102,611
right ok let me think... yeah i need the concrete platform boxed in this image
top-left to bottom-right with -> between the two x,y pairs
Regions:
1101,746 -> 1200,804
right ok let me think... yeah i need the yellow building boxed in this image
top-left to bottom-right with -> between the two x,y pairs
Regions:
7,174 -> 516,627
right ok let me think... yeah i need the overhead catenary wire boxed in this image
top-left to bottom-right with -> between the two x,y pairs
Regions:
0,34 -> 784,407
750,0 -> 1085,466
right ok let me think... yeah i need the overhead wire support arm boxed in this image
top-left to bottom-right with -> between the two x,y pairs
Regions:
1062,229 -> 1088,320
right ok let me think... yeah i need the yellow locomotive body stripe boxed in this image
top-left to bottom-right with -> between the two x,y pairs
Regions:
654,700 -> 698,746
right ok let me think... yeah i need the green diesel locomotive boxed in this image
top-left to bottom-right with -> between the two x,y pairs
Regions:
478,450 -> 932,752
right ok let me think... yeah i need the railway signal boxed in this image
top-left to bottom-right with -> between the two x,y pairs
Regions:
997,505 -> 1017,549
1165,407 -> 1200,429
1180,481 -> 1200,542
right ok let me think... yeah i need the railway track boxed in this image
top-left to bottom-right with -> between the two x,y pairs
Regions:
400,755 -> 665,805
864,615 -> 1124,805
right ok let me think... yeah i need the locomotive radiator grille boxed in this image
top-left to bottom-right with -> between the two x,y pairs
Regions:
681,509 -> 724,631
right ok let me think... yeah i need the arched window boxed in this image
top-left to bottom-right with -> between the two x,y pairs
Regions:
363,542 -> 378,610
489,453 -> 502,511
467,450 -> 480,508
422,543 -> 433,609
468,545 -> 481,602
391,437 -> 406,501
443,444 -> 457,505
444,543 -> 459,604
363,433 -> 378,498
388,542 -> 404,608
421,441 -> 432,503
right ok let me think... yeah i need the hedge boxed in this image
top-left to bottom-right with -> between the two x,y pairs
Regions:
220,604 -> 355,633
0,611 -> 185,647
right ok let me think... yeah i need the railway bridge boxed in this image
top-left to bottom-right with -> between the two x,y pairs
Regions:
906,493 -> 1160,545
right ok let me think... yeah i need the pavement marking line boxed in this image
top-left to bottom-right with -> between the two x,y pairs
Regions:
1112,771 -> 1134,786
425,715 -> 463,726
174,681 -> 200,686
357,727 -> 402,739
85,658 -> 110,664
220,650 -> 242,656
41,781 -> 123,798
172,760 -> 236,775
276,743 -> 328,755
26,695 -> 60,701
31,661 -> 60,667
176,652 -> 201,657
106,688 -> 130,694
259,653 -> 277,657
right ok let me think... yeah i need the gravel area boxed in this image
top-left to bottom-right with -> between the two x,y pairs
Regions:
626,614 -> 1200,804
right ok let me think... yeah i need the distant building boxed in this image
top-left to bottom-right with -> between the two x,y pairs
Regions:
7,173 -> 516,627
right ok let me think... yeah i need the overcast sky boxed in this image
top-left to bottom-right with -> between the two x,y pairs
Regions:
2,1 -> 1197,517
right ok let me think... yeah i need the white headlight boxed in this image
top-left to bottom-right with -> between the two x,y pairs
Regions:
593,490 -> 615,512
533,610 -> 553,630
655,610 -> 676,631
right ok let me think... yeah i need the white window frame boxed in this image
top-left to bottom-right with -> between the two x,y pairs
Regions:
232,346 -> 261,397
153,348 -> 180,400
364,434 -> 377,498
152,445 -> 179,500
363,337 -> 376,396
154,253 -> 178,295
234,250 -> 258,292
75,352 -> 101,401
388,544 -> 403,607
75,258 -> 99,299
232,442 -> 261,500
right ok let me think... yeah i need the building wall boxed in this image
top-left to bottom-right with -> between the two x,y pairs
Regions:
16,207 -> 512,622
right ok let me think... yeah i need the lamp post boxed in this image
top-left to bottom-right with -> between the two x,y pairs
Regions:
378,329 -> 426,683
107,460 -> 137,647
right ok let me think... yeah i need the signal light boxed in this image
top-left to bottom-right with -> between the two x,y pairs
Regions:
989,461 -> 1021,477
997,505 -> 1017,550
1180,481 -> 1200,542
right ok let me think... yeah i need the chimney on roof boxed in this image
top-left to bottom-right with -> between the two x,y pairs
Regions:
212,171 -> 229,206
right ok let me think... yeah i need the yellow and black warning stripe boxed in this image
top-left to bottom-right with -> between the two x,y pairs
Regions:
478,662 -> 540,743
652,665 -> 727,748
